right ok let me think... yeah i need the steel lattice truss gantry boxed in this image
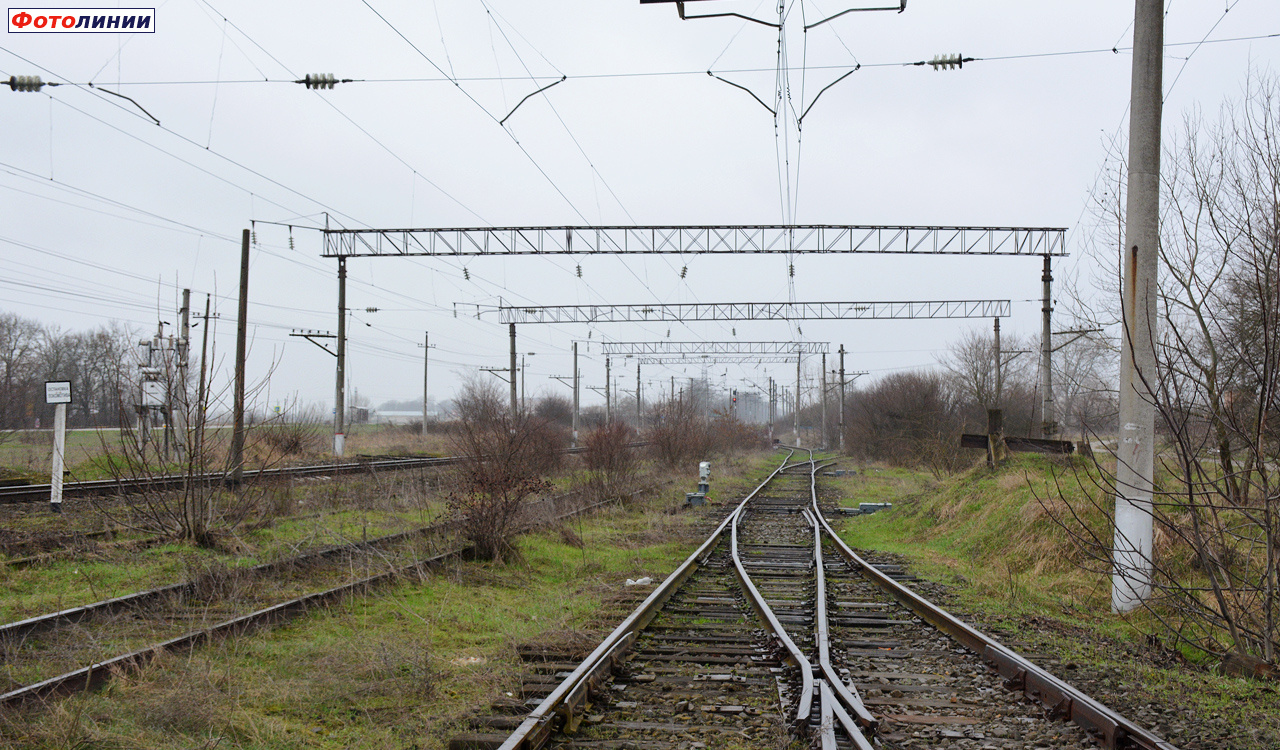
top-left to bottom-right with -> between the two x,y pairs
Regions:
321,225 -> 1066,258
600,341 -> 828,356
634,355 -> 806,366
496,300 -> 1010,325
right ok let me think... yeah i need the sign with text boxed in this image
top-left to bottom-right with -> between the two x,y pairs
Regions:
45,381 -> 72,404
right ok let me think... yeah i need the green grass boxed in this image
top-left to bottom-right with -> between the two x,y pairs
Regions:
1,456 -> 750,750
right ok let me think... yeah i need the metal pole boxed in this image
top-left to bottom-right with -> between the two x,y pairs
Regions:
605,356 -> 612,424
636,361 -> 641,424
994,317 -> 1003,405
509,323 -> 518,417
521,354 -> 526,412
820,352 -> 827,450
230,228 -> 249,482
333,256 -> 347,457
50,401 -> 65,513
430,330 -> 435,432
1113,0 -> 1163,614
838,345 -> 846,452
1041,254 -> 1055,437
794,354 -> 802,447
768,377 -> 775,444
572,342 -> 580,446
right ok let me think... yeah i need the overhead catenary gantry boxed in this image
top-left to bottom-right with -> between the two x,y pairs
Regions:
485,300 -> 1010,446
599,341 -> 828,356
320,223 -> 1064,456
494,300 -> 1010,325
321,224 -> 1065,258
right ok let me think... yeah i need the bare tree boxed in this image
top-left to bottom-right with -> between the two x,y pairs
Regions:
1044,71 -> 1280,667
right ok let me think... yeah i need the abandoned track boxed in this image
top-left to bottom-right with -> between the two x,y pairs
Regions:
0,489 -> 619,710
488,450 -> 1179,750
0,443 -> 648,506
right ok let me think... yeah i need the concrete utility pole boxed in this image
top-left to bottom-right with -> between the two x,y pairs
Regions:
508,324 -> 518,416
572,342 -> 580,446
794,354 -> 802,446
820,352 -> 827,450
333,256 -> 347,457
176,288 -> 190,459
421,332 -> 429,433
768,377 -> 776,444
838,346 -> 846,452
605,355 -> 612,424
1040,254 -> 1055,437
230,229 -> 249,484
1113,0 -> 1163,614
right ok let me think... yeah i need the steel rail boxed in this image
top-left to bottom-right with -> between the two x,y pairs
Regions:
729,490 -> 815,727
496,450 -> 796,750
0,522 -> 455,645
810,500 -> 1181,750
0,487 -> 626,708
0,443 -> 647,505
0,546 -> 459,707
806,508 -> 877,750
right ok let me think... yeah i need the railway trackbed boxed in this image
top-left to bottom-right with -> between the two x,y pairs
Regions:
0,488 -> 618,710
483,450 -> 1179,750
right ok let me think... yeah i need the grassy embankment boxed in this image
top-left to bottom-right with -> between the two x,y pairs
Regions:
2,450 -> 784,750
827,454 -> 1280,749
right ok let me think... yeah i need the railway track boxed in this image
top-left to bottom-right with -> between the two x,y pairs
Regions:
488,450 -> 1179,750
0,443 -> 645,505
0,487 -> 617,709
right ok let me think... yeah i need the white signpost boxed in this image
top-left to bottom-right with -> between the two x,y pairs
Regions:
45,381 -> 71,513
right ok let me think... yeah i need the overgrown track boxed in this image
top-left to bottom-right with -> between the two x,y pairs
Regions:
0,443 -> 645,505
493,451 -> 1180,750
0,488 -> 619,710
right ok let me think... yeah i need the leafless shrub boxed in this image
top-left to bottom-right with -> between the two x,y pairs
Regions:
446,378 -> 561,562
844,370 -> 972,476
582,422 -> 638,503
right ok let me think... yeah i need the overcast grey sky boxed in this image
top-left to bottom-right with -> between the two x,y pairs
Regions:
2,1 -> 1277,413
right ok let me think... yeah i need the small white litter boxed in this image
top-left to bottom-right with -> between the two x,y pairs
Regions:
625,577 -> 653,587
451,656 -> 487,667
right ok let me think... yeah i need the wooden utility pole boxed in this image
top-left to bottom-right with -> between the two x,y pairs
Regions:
636,361 -> 641,424
229,229 -> 249,484
334,257 -> 347,456
572,342 -> 580,446
605,355 -> 612,424
176,288 -> 190,459
195,295 -> 211,464
1113,0 -> 1163,614
430,330 -> 435,432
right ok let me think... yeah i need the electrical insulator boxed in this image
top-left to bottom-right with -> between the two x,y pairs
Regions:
680,265 -> 688,279
789,263 -> 795,277
365,307 -> 379,313
251,230 -> 257,245
304,73 -> 337,90
288,235 -> 295,251
463,267 -> 470,280
929,54 -> 964,71
576,264 -> 582,278
7,75 -> 44,92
